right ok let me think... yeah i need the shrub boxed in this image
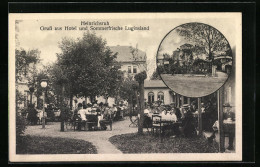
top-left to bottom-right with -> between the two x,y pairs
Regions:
27,105 -> 38,125
16,111 -> 27,138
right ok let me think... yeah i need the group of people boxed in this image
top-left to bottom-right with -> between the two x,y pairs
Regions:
143,103 -> 198,137
22,104 -> 48,125
73,102 -> 127,131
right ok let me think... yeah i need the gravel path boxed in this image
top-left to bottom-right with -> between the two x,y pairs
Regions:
24,118 -> 138,154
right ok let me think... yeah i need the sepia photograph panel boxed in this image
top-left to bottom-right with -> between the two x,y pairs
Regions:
157,22 -> 233,97
9,13 -> 242,162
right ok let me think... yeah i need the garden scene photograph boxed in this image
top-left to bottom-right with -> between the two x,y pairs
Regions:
157,22 -> 233,97
9,14 -> 241,162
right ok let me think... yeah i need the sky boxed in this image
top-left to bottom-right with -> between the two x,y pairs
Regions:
16,16 -> 237,77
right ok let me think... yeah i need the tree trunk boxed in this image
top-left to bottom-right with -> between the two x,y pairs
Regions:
69,94 -> 73,110
60,84 -> 65,132
138,81 -> 145,134
134,90 -> 140,115
129,95 -> 133,116
30,92 -> 33,105
36,96 -> 40,108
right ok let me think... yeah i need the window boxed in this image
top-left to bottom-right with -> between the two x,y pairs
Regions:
157,91 -> 164,103
148,92 -> 154,104
128,66 -> 132,73
133,66 -> 137,73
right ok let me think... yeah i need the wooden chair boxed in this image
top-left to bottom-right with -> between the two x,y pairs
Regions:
151,115 -> 162,135
99,116 -> 113,131
86,114 -> 98,130
73,114 -> 82,131
65,117 -> 74,130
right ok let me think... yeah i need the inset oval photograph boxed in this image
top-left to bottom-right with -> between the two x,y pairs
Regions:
157,22 -> 233,97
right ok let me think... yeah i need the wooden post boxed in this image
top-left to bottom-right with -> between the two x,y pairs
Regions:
218,88 -> 225,152
42,91 -> 46,129
174,94 -> 177,107
188,98 -> 191,105
198,97 -> 202,136
138,80 -> 145,134
177,94 -> 179,108
181,96 -> 184,106
134,90 -> 140,113
30,92 -> 33,105
129,95 -> 133,116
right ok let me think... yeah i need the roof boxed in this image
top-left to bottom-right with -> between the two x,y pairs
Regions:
109,45 -> 146,62
144,80 -> 168,88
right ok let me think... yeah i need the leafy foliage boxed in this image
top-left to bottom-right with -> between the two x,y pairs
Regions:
15,49 -> 40,82
134,71 -> 147,84
54,32 -> 122,99
150,69 -> 160,80
176,23 -> 231,63
119,77 -> 138,101
16,111 -> 27,138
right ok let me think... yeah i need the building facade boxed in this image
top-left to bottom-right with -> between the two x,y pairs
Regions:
110,45 -> 147,78
77,45 -> 147,108
144,80 -> 174,105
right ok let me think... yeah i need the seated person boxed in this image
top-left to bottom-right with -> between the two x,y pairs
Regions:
78,103 -> 87,130
99,104 -> 112,130
174,107 -> 182,120
143,106 -> 153,128
161,109 -> 177,122
144,106 -> 150,114
119,104 -> 124,119
160,108 -> 179,136
160,108 -> 168,117
169,109 -> 178,122
99,102 -> 104,115
91,104 -> 99,115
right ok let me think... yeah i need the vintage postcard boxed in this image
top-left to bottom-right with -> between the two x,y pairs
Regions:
9,13 -> 242,162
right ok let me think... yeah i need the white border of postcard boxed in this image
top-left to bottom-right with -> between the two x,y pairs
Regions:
9,13 -> 242,162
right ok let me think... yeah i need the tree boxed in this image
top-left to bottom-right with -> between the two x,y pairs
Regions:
15,49 -> 40,82
31,70 -> 55,108
119,76 -> 138,115
150,69 -> 160,80
15,48 -> 41,115
180,44 -> 194,73
176,23 -> 231,70
48,63 -> 71,107
55,32 -> 122,102
135,71 -> 147,134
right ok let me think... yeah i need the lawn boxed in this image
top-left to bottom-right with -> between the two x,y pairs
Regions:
161,74 -> 228,97
16,135 -> 97,154
109,133 -> 219,153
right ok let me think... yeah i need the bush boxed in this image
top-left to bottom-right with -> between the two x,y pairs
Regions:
27,104 -> 38,125
157,65 -> 165,74
16,111 -> 27,138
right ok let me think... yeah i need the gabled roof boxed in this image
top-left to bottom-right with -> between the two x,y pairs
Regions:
109,45 -> 146,62
144,80 -> 168,88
